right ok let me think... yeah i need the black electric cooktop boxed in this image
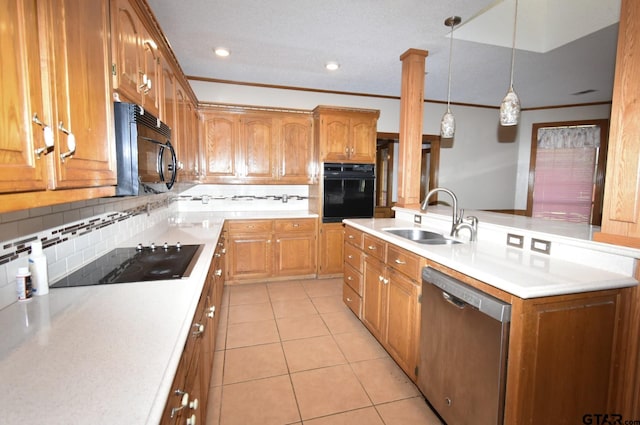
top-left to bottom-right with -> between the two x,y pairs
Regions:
51,244 -> 202,288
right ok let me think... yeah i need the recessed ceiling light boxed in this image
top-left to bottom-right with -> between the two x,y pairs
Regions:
214,47 -> 230,57
325,62 -> 340,71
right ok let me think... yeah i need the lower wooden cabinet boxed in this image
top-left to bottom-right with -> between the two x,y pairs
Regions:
161,233 -> 225,425
344,225 -> 423,381
318,222 -> 344,276
226,218 -> 317,283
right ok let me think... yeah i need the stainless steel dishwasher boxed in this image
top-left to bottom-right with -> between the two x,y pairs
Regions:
418,267 -> 511,425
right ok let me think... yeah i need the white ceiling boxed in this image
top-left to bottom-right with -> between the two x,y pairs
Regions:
146,0 -> 620,108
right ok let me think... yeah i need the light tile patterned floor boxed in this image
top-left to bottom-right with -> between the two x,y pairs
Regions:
205,278 -> 443,425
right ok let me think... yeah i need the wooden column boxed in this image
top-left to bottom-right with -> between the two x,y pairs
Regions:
396,48 -> 428,209
592,0 -> 640,417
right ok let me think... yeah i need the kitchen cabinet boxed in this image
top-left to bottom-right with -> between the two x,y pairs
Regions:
162,233 -> 225,425
0,0 -> 116,205
343,226 -> 365,317
200,108 -> 315,184
313,106 -> 379,163
318,222 -> 345,276
111,0 -> 160,117
353,230 -> 423,381
226,218 -> 317,283
273,219 -> 317,276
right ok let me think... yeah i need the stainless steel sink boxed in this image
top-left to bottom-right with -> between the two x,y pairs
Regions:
383,228 -> 462,245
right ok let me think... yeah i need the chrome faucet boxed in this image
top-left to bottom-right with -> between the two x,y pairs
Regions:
420,187 -> 462,236
454,215 -> 478,242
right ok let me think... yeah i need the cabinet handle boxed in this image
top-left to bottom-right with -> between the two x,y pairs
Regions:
207,306 -> 215,318
348,234 -> 355,239
32,113 -> 54,157
367,245 -> 377,250
192,323 -> 205,336
170,391 -> 189,418
293,223 -> 299,227
58,122 -> 76,162
394,258 -> 406,265
139,72 -> 152,93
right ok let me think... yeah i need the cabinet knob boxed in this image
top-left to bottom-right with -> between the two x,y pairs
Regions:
367,245 -> 376,251
347,255 -> 353,259
215,269 -> 223,277
186,413 -> 196,425
383,278 -> 389,285
189,398 -> 199,410
347,276 -> 353,281
346,297 -> 352,302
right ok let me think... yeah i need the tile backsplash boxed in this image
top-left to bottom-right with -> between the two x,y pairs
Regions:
0,193 -> 176,311
0,183 -> 312,311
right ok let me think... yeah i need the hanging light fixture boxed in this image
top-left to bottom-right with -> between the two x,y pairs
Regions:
440,16 -> 461,139
500,0 -> 521,126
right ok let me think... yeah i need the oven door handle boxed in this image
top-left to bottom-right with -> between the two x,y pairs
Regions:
164,141 -> 178,190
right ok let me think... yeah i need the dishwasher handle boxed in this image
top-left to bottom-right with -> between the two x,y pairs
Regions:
442,291 -> 466,309
422,267 -> 512,323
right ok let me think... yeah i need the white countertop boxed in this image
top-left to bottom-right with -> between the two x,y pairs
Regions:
0,219 -> 223,425
344,213 -> 639,299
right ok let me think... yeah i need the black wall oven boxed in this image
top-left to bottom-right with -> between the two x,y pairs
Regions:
323,163 -> 375,223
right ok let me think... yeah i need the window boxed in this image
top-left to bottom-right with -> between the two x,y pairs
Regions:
527,120 -> 608,225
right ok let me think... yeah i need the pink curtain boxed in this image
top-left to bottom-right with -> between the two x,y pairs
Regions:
532,126 -> 600,223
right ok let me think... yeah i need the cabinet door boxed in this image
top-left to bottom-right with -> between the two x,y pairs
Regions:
160,57 -> 176,136
0,0 -> 48,193
385,269 -> 420,380
320,114 -> 350,162
362,256 -> 386,340
141,33 -> 161,117
48,0 -> 116,188
274,231 -> 316,276
318,222 -> 344,276
202,112 -> 239,180
240,115 -> 276,180
227,234 -> 272,280
279,115 -> 313,182
110,0 -> 142,103
350,115 -> 377,163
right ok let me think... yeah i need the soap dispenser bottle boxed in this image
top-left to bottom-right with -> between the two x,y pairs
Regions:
29,240 -> 49,295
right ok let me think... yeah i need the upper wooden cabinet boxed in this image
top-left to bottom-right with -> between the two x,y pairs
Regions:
0,0 -> 48,193
313,106 -> 379,163
200,108 -> 315,184
111,0 -> 160,117
0,0 -> 116,199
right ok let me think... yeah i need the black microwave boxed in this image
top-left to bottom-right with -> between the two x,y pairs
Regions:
113,102 -> 177,195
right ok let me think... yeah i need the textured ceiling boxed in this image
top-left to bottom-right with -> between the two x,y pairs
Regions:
146,0 -> 620,108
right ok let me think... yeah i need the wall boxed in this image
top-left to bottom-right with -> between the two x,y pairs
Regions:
193,80 -> 611,210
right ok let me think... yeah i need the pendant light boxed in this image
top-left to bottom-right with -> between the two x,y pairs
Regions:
500,0 -> 521,126
440,16 -> 461,139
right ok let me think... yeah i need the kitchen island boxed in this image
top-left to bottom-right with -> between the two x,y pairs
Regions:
344,206 -> 640,425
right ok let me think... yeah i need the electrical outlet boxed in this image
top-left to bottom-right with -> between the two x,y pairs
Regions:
414,214 -> 422,224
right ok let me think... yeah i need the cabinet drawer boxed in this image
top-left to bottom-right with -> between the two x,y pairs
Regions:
343,282 -> 362,318
227,219 -> 272,233
344,226 -> 363,248
274,218 -> 315,232
344,243 -> 363,271
363,234 -> 386,261
387,244 -> 423,280
343,263 -> 363,296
